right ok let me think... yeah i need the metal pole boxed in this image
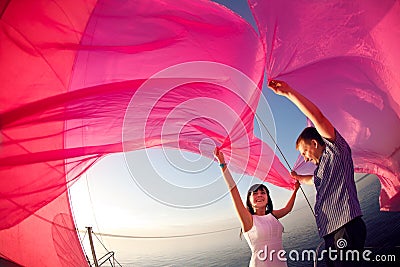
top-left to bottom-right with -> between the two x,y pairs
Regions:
87,227 -> 99,267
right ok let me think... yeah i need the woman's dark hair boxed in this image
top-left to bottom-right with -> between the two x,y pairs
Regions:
246,184 -> 273,215
296,126 -> 324,149
240,184 -> 273,239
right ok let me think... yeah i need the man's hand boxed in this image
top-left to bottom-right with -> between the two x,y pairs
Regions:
268,80 -> 293,96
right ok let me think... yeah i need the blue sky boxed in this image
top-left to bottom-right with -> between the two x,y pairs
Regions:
69,0 -> 312,257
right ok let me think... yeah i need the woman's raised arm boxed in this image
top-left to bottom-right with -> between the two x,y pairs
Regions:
214,148 -> 253,232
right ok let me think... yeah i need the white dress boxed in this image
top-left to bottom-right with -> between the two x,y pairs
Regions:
243,214 -> 287,267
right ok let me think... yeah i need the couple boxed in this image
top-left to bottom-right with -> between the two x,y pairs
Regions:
214,81 -> 366,267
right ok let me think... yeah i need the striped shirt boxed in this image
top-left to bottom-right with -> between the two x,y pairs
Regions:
314,129 -> 362,237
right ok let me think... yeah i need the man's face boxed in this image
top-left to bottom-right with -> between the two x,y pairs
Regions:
297,139 -> 321,165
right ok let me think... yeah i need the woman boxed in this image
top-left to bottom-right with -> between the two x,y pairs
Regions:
214,148 -> 300,267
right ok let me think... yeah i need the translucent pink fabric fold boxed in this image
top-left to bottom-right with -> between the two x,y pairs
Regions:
1,0 -> 292,266
4,1 -> 399,266
249,0 -> 400,211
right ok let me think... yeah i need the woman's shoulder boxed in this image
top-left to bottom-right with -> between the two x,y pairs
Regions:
252,213 -> 275,220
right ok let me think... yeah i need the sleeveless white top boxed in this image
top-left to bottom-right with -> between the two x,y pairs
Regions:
243,214 -> 287,267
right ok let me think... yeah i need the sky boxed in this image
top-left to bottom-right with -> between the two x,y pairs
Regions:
68,0 -> 313,258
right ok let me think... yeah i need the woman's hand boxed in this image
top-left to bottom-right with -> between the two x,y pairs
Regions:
291,170 -> 300,179
213,147 -> 225,164
291,170 -> 314,185
291,171 -> 302,190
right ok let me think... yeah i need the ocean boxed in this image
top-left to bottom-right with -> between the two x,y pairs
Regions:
101,175 -> 400,267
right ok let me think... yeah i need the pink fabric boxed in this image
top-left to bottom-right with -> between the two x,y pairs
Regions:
249,0 -> 400,211
1,0 -> 96,266
0,192 -> 88,267
0,0 -> 291,266
1,0 -> 399,266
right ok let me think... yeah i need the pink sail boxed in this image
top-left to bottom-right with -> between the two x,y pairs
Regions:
249,0 -> 400,211
3,0 -> 399,266
0,0 -> 292,266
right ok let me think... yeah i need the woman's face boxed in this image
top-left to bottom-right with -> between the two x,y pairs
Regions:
249,188 -> 268,209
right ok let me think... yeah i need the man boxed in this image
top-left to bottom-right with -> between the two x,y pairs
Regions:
268,80 -> 366,267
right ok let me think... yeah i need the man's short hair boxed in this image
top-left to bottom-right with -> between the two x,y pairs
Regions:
296,127 -> 325,149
